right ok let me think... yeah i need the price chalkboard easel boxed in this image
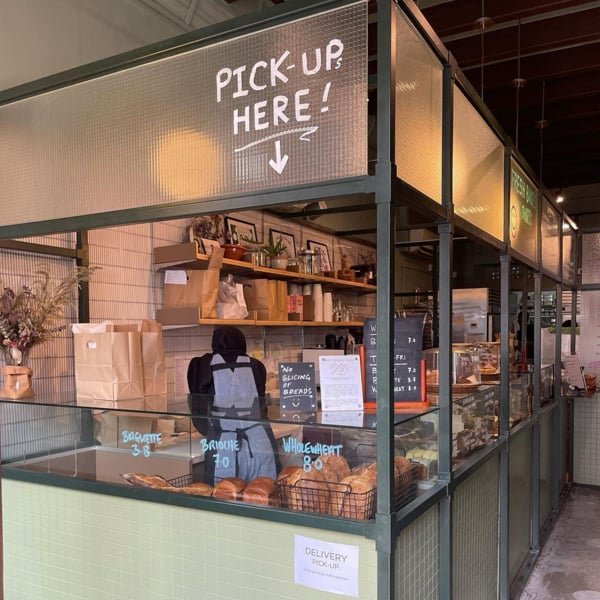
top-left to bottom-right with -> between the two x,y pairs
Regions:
363,316 -> 428,410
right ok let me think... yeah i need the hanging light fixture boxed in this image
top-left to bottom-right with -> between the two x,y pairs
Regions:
536,80 -> 549,181
473,0 -> 494,100
512,19 -> 527,149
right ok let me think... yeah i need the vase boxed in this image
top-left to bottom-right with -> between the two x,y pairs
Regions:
1,347 -> 34,399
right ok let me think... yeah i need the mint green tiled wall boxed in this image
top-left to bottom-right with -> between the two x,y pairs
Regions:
3,480 -> 376,600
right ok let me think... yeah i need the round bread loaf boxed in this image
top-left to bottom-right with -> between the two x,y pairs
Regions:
394,456 -> 412,475
243,477 -> 277,506
213,477 -> 246,501
317,462 -> 339,486
286,468 -> 331,513
332,475 -> 376,520
277,466 -> 303,508
320,455 -> 351,480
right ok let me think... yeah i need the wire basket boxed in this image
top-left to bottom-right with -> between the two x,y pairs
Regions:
395,463 -> 419,511
168,474 -> 193,488
277,476 -> 376,521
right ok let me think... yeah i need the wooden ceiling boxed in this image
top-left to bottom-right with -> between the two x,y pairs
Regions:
228,0 -> 600,191
420,0 -> 600,190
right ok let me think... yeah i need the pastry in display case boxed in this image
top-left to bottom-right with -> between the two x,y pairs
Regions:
424,345 -> 481,393
472,342 -> 500,380
510,373 -> 531,426
451,386 -> 499,462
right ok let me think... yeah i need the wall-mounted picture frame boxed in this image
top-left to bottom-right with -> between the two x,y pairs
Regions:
224,216 -> 257,245
269,228 -> 296,258
307,240 -> 332,273
201,238 -> 221,256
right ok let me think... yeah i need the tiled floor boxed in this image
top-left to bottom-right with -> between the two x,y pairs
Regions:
521,487 -> 600,600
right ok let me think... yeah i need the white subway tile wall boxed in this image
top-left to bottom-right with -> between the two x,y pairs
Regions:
0,212 -> 375,400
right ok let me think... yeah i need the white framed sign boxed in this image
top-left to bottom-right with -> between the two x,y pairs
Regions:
319,355 -> 364,411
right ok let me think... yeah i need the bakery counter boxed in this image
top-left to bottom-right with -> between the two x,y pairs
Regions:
0,395 -> 439,533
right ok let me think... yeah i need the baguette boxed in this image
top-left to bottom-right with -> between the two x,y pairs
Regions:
121,473 -> 173,489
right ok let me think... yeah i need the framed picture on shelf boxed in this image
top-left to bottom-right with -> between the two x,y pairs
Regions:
201,238 -> 221,256
307,240 -> 332,273
269,228 -> 296,258
224,216 -> 257,245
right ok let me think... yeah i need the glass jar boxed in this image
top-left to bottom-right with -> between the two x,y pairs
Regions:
243,248 -> 268,267
298,248 -> 321,275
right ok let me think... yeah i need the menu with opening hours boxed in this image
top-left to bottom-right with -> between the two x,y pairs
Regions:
364,316 -> 423,402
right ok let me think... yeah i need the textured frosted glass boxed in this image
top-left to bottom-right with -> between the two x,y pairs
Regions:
394,8 -> 443,203
541,197 -> 560,277
453,88 -> 504,240
563,220 -> 576,284
0,3 -> 367,227
509,160 -> 538,262
582,233 -> 600,285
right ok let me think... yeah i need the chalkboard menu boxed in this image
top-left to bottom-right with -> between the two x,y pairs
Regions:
364,317 -> 423,402
279,362 -> 317,411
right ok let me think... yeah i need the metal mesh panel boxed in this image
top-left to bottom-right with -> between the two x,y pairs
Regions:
541,198 -> 560,277
394,7 -> 443,203
395,506 -> 439,600
0,249 -> 78,399
453,88 -> 504,241
582,233 -> 600,285
574,397 -> 600,485
540,410 -> 553,526
0,403 -> 81,461
0,3 -> 367,228
453,455 -> 499,600
509,428 -> 532,583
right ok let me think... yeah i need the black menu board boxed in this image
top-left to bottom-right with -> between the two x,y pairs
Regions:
279,362 -> 317,411
365,317 -> 423,402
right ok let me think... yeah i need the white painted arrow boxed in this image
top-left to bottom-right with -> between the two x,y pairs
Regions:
268,140 -> 289,174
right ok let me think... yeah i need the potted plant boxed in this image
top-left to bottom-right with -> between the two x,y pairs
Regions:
264,237 -> 289,270
0,265 -> 95,398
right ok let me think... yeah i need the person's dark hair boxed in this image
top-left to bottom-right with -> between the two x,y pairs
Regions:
211,326 -> 247,362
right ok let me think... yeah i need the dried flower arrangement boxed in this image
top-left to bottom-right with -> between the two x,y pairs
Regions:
0,265 -> 95,366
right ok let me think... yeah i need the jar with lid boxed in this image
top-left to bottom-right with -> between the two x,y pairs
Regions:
298,247 -> 321,275
243,247 -> 269,267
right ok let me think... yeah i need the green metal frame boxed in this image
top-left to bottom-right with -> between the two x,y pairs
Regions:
0,0 -> 582,598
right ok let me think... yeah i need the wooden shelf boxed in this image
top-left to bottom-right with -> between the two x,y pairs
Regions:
153,243 -> 376,293
156,308 -> 366,328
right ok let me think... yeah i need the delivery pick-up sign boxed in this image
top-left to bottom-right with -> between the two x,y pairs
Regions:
211,2 -> 367,192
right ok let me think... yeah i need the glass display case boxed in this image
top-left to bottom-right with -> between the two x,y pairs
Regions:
541,364 -> 555,406
510,373 -> 531,427
452,385 -> 499,466
424,345 -> 482,392
0,396 -> 439,522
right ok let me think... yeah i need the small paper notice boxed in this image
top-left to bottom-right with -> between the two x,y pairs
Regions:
294,534 -> 359,597
164,270 -> 188,285
319,355 -> 363,411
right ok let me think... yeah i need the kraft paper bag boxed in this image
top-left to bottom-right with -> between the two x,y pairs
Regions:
276,280 -> 288,322
163,248 -> 223,318
94,412 -> 157,448
244,279 -> 278,320
74,329 -> 144,401
1,366 -> 34,399
140,319 -> 167,396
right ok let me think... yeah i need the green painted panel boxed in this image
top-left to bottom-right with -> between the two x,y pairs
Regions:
3,480 -> 377,600
453,456 -> 500,600
395,507 -> 439,600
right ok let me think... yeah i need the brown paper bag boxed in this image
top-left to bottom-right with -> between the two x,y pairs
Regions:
1,366 -> 34,399
140,320 -> 167,396
276,280 -> 288,321
163,248 -> 222,318
74,329 -> 144,401
244,279 -> 278,320
94,412 -> 157,449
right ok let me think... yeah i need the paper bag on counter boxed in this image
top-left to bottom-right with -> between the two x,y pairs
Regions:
140,319 -> 167,396
73,326 -> 144,401
94,412 -> 157,449
1,366 -> 34,399
163,247 -> 223,318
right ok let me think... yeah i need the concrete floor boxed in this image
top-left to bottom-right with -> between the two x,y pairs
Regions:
521,487 -> 600,600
